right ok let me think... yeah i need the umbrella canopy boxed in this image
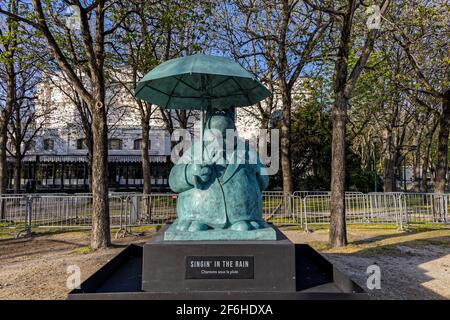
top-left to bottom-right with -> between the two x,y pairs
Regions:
134,53 -> 271,110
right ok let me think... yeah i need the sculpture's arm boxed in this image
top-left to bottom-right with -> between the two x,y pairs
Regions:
169,164 -> 194,193
169,144 -> 197,193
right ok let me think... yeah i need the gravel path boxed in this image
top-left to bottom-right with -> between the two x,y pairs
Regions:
0,230 -> 155,299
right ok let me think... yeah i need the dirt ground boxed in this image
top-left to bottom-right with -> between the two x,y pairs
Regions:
0,224 -> 449,300
284,224 -> 450,299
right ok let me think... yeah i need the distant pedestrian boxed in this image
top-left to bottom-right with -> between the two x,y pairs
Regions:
25,180 -> 32,193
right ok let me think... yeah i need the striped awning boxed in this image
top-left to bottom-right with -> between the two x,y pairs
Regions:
36,155 -> 167,163
108,155 -> 167,163
40,155 -> 87,163
7,155 -> 37,162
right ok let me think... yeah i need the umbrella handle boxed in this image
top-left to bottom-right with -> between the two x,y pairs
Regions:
193,175 -> 206,190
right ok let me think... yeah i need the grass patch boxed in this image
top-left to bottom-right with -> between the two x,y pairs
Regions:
404,223 -> 450,232
0,227 -> 19,239
109,225 -> 159,235
280,223 -> 450,255
0,224 -> 160,240
355,245 -> 401,255
279,225 -> 305,231
129,225 -> 159,233
307,241 -> 333,251
72,246 -> 93,254
324,225 -> 450,255
347,224 -> 400,230
34,227 -> 90,237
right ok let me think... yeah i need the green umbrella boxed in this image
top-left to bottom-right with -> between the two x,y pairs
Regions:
134,53 -> 271,110
134,53 -> 271,163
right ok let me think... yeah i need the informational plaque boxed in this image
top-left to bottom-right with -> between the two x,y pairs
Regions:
185,256 -> 254,279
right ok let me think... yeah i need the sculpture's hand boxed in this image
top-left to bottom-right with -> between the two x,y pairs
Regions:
189,164 -> 212,188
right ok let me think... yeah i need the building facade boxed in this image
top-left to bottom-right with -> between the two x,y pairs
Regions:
7,127 -> 172,192
5,70 -> 273,193
6,73 -> 173,193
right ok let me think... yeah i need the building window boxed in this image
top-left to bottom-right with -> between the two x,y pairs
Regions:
27,141 -> 36,152
43,139 -> 54,151
76,138 -> 88,150
133,139 -> 141,150
108,139 -> 122,150
133,139 -> 151,150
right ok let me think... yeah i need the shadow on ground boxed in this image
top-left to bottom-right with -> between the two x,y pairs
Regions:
309,227 -> 450,299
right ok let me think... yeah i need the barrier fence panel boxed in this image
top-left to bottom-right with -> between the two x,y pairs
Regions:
291,195 -> 303,226
262,191 -> 286,196
31,195 -> 94,228
0,196 -> 28,235
366,193 -> 403,225
262,193 -> 293,225
345,193 -> 370,224
110,195 -> 131,227
303,193 -> 407,227
293,191 -> 363,198
401,193 -> 449,223
293,191 -> 329,198
1,191 -> 450,239
447,194 -> 450,223
303,195 -> 331,227
130,194 -> 178,225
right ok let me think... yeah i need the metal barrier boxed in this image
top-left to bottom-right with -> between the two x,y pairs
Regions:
0,196 -> 28,232
293,191 -> 363,198
1,192 -> 449,239
366,193 -> 404,225
303,195 -> 331,227
293,191 -> 329,198
262,193 -> 302,225
129,193 -> 178,225
303,193 -> 408,228
400,193 -> 448,223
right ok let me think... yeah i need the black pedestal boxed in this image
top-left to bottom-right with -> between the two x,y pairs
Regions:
68,225 -> 366,299
142,226 -> 296,292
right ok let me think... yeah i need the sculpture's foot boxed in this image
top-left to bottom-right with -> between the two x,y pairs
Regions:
175,220 -> 191,231
249,220 -> 263,229
188,221 -> 210,232
230,221 -> 253,231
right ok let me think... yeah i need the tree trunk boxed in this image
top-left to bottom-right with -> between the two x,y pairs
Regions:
141,121 -> 151,195
329,0 -> 355,247
0,129 -> 7,219
90,104 -> 110,250
87,150 -> 93,192
13,86 -> 21,194
1,51 -> 16,217
278,0 -> 293,196
3,57 -> 15,196
329,93 -> 348,247
434,91 -> 450,194
421,125 -> 435,192
0,133 -> 6,185
13,152 -> 21,193
421,155 -> 429,192
280,89 -> 293,195
413,135 -> 422,192
433,91 -> 450,222
383,156 -> 396,192
87,143 -> 93,192
141,120 -> 152,223
0,123 -> 8,194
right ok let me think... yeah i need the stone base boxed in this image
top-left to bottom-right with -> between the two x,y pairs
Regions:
142,225 -> 296,292
163,220 -> 277,241
68,243 -> 367,299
